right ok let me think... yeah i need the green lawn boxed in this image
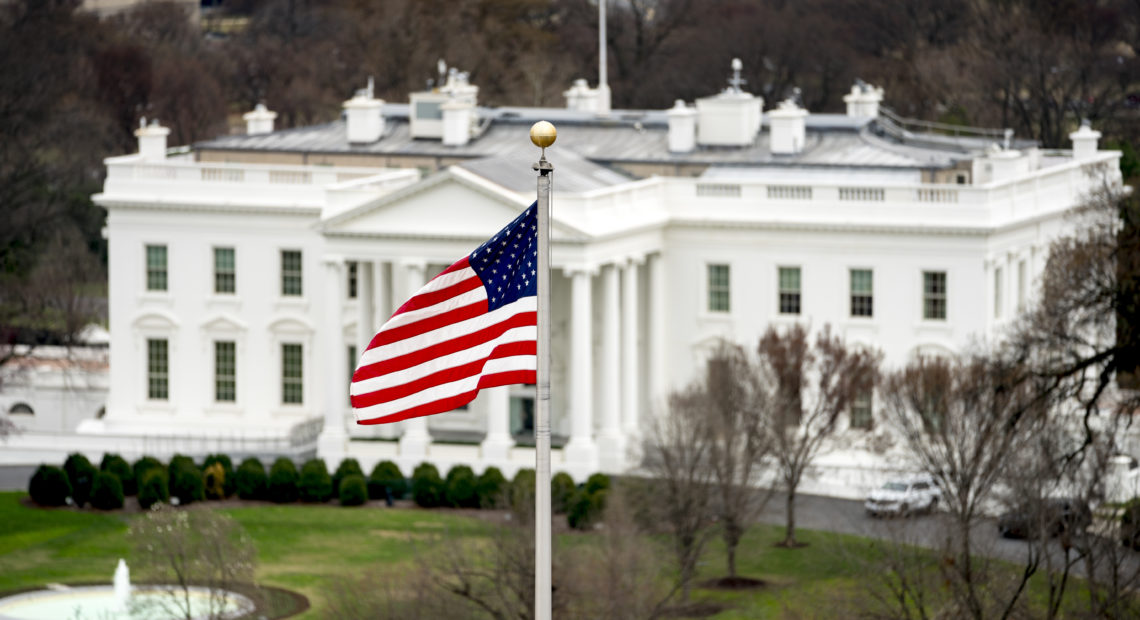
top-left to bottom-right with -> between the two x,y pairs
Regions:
0,491 -> 1123,618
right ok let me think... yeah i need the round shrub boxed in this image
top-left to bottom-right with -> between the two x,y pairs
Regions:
170,465 -> 204,505
203,462 -> 226,500
368,460 -> 407,501
268,458 -> 299,504
63,453 -> 97,507
299,459 -> 333,503
28,465 -> 71,507
445,465 -> 478,508
551,472 -> 576,514
100,454 -> 135,496
510,468 -> 536,512
476,467 -> 507,508
339,474 -> 368,507
235,458 -> 268,500
138,469 -> 169,509
169,454 -> 196,474
567,486 -> 607,531
585,472 -> 611,495
202,454 -> 235,497
332,458 -> 364,496
90,471 -> 124,510
132,456 -> 165,490
411,463 -> 444,508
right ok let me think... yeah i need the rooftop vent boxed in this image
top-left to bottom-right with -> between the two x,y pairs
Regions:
768,94 -> 808,155
666,100 -> 697,153
411,61 -> 478,140
343,77 -> 384,144
843,79 -> 884,119
695,58 -> 763,147
135,117 -> 169,161
243,103 -> 277,135
1069,119 -> 1101,161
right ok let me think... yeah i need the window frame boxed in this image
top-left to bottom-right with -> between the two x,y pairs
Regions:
145,244 -> 168,292
282,342 -> 304,405
146,338 -> 169,401
778,266 -> 801,315
849,268 -> 873,318
281,249 -> 303,297
213,247 -> 235,295
850,389 -> 873,430
707,263 -> 731,314
214,340 -> 236,403
922,270 -> 947,321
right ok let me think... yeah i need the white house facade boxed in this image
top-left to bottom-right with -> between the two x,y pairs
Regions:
17,63 -> 1119,489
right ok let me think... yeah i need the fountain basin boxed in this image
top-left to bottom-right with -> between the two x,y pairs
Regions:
0,584 -> 255,620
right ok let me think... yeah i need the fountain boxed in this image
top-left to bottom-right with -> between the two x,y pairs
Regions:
0,560 -> 254,620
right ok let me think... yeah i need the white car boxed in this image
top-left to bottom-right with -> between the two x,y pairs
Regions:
864,476 -> 941,517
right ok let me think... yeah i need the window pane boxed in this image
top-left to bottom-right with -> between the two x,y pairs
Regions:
778,267 -> 801,315
214,247 -> 235,294
347,262 -> 358,299
282,343 -> 303,404
147,339 -> 168,400
851,390 -> 873,429
850,269 -> 873,317
215,341 -> 236,402
281,250 -> 302,296
708,264 -> 730,312
923,271 -> 947,320
146,245 -> 167,291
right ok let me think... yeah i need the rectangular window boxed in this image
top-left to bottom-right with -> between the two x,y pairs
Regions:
347,261 -> 358,299
510,394 -> 535,435
147,339 -> 168,400
851,390 -> 873,429
282,343 -> 303,404
281,250 -> 302,297
994,267 -> 1004,319
923,271 -> 947,320
1017,260 -> 1027,311
850,269 -> 873,317
347,345 -> 357,405
214,247 -> 235,294
215,341 -> 236,402
146,245 -> 167,291
778,267 -> 801,315
707,264 -> 730,313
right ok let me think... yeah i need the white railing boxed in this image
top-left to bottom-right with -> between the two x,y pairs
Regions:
839,187 -> 885,202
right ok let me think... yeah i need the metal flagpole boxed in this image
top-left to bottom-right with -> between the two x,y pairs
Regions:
530,121 -> 555,620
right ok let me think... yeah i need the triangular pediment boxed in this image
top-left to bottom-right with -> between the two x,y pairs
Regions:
321,167 -> 587,242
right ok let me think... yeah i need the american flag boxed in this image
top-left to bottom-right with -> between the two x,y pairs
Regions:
350,202 -> 538,424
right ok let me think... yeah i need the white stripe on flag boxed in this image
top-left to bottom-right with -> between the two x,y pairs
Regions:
353,355 -> 536,420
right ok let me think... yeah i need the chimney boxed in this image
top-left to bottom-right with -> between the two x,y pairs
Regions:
243,103 -> 277,135
1070,119 -> 1101,161
135,118 -> 170,162
666,100 -> 696,153
441,98 -> 473,146
343,78 -> 385,144
564,79 -> 597,112
695,58 -> 764,147
768,98 -> 808,155
843,80 -> 884,119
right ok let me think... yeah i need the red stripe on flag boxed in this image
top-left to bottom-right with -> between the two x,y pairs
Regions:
356,369 -> 537,425
350,341 -> 536,408
391,272 -> 484,318
391,258 -> 475,315
352,310 -> 536,382
369,299 -> 488,349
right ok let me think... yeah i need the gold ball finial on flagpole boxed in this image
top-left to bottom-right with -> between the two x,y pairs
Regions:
530,121 -> 557,149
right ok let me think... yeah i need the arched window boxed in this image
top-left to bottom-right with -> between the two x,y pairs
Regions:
8,403 -> 33,416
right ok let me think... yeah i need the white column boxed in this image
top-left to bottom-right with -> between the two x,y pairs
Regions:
648,253 -> 666,417
563,268 -> 597,469
398,260 -> 431,460
622,258 -> 641,438
317,257 -> 347,464
356,260 -> 374,355
597,264 -> 624,471
373,260 -> 390,327
480,385 -> 513,463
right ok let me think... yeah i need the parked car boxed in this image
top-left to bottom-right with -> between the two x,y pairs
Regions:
865,476 -> 941,517
997,497 -> 1091,539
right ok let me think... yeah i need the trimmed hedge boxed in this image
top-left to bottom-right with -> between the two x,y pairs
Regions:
567,475 -> 610,531
339,474 -> 368,506
169,454 -> 196,475
445,465 -> 478,508
510,468 -> 536,512
476,467 -> 507,508
202,454 -> 235,497
100,454 -> 135,496
299,459 -> 333,503
585,473 -> 611,495
63,453 -> 97,507
90,471 -> 124,510
170,464 -> 204,505
29,465 -> 71,507
203,462 -> 226,500
268,458 -> 299,503
235,458 -> 267,500
132,456 -> 165,492
411,463 -> 444,508
332,458 -> 364,497
368,461 -> 407,501
551,472 -> 575,514
138,469 -> 169,509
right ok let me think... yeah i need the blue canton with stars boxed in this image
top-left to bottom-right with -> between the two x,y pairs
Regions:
469,202 -> 538,311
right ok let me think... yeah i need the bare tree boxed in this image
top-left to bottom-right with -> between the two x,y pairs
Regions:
128,505 -> 259,620
639,384 -> 717,601
757,324 -> 879,548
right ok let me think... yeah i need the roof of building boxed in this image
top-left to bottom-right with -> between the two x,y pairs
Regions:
195,102 -> 1020,177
